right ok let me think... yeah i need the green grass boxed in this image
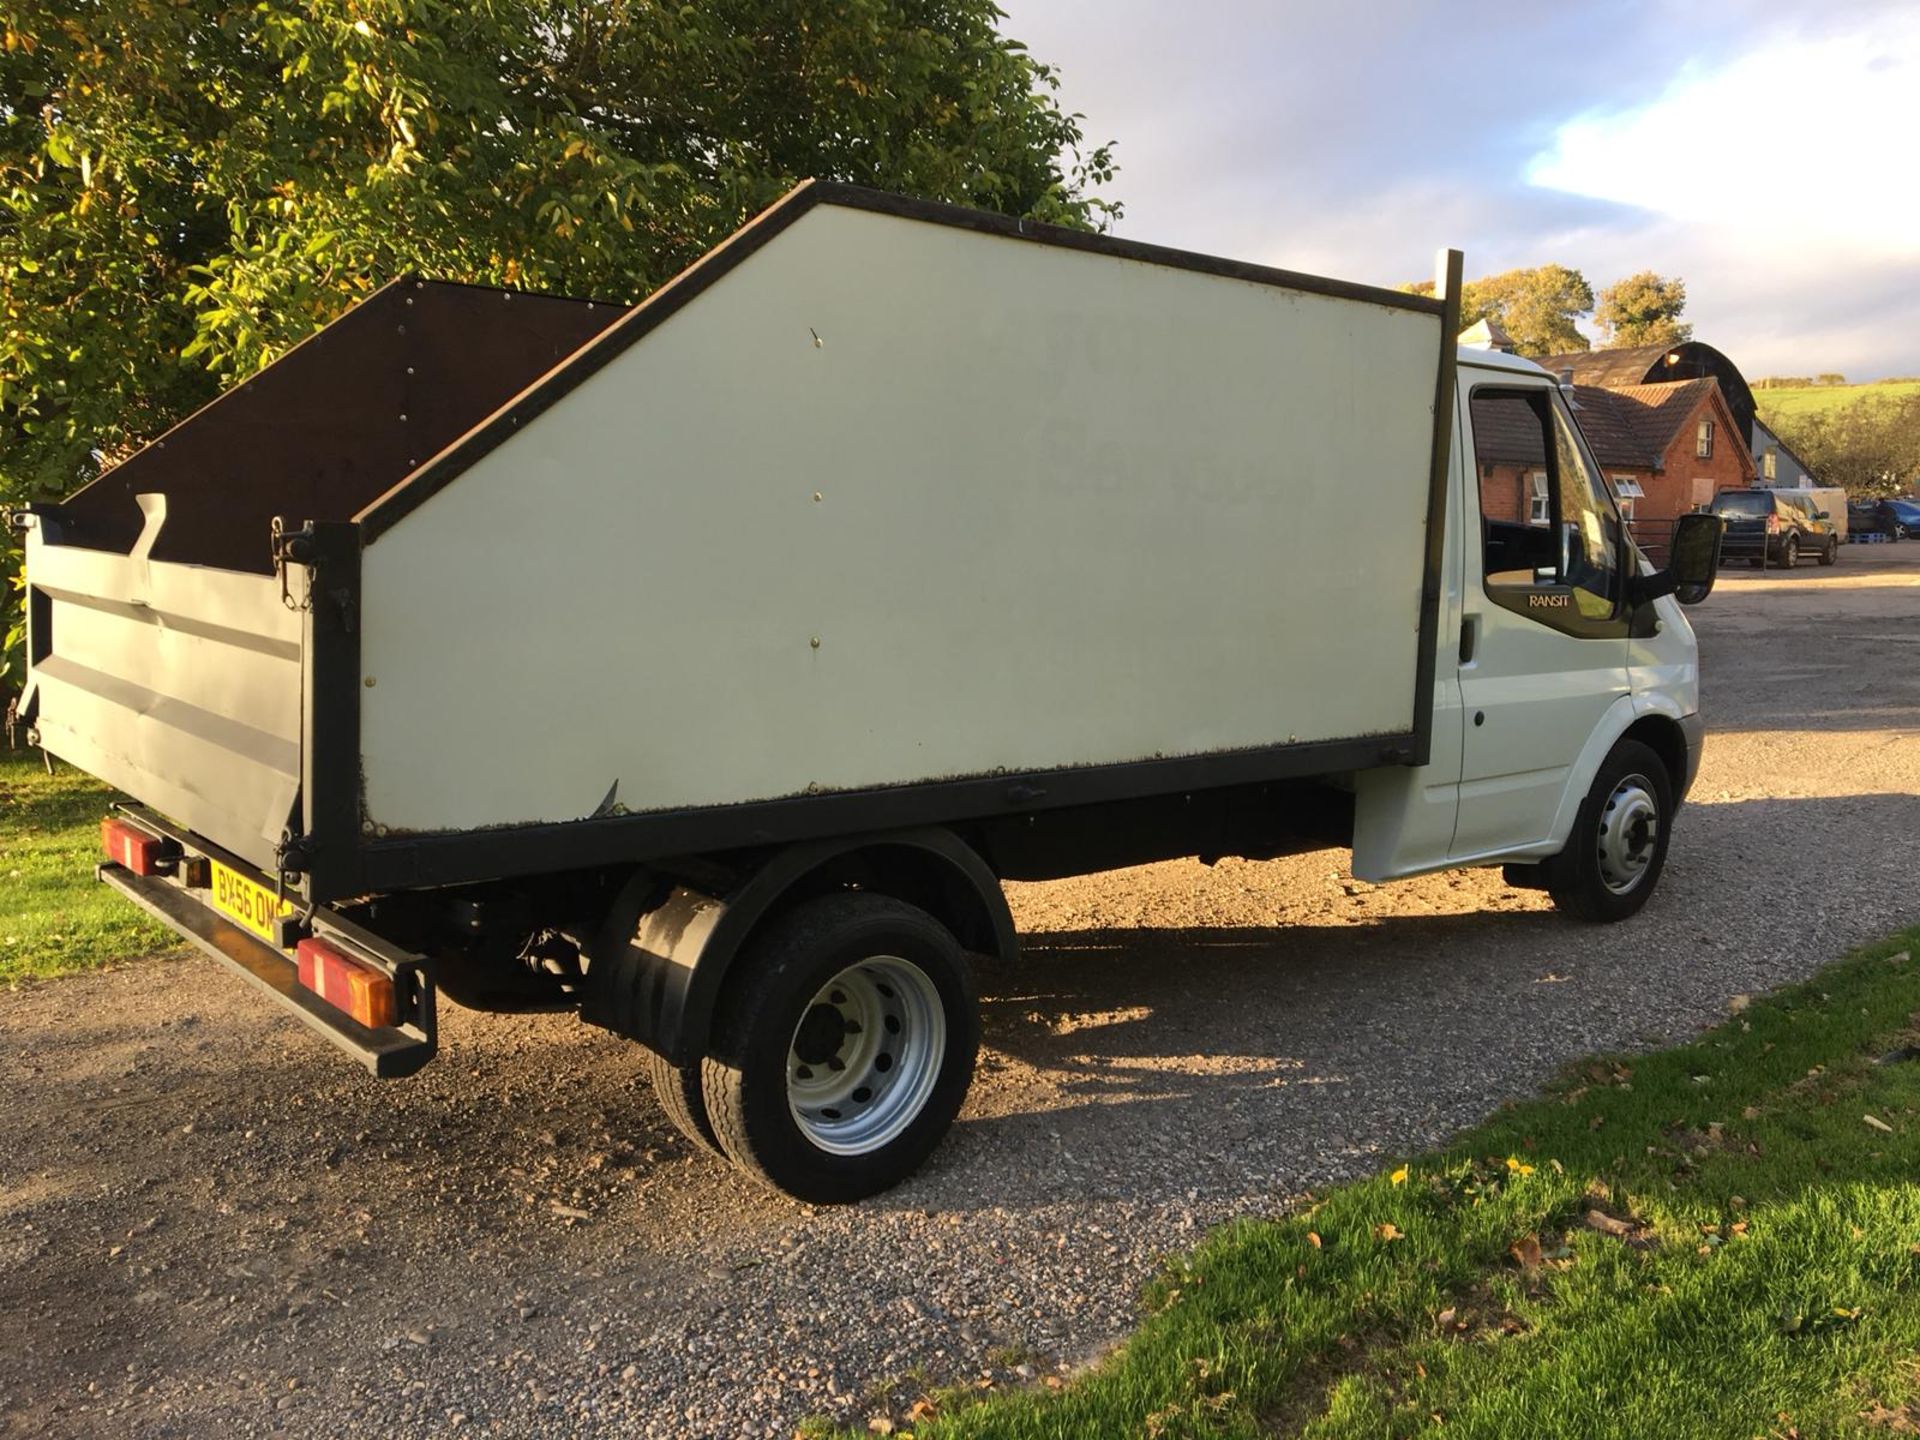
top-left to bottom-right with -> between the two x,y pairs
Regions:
838,931 -> 1920,1439
1,743 -> 174,982
1755,379 -> 1920,422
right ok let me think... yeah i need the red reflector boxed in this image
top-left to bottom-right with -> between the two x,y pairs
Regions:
296,939 -> 398,1029
101,818 -> 165,876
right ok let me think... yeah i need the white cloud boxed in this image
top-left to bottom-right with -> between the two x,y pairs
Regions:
1528,18 -> 1920,258
997,0 -> 1920,377
1523,16 -> 1920,377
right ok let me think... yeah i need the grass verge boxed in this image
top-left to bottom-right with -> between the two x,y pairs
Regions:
838,929 -> 1920,1439
1,743 -> 174,982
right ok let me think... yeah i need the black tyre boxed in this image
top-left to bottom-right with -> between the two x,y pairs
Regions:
701,893 -> 979,1203
1541,738 -> 1674,923
1820,537 -> 1838,566
1781,535 -> 1799,568
647,1050 -> 721,1155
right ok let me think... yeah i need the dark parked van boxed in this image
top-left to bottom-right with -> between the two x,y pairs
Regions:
1711,489 -> 1839,568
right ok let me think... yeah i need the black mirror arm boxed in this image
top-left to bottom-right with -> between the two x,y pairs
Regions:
1627,570 -> 1678,607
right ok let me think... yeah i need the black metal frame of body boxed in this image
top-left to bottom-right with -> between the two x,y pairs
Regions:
253,186 -> 1461,904
340,733 -> 1406,897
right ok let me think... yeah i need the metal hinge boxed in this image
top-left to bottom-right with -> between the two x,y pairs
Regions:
271,517 -> 317,612
272,518 -> 357,632
275,829 -> 314,897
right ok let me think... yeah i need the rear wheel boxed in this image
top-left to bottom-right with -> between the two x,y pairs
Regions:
648,1050 -> 721,1154
1781,535 -> 1800,568
702,894 -> 979,1203
1542,738 -> 1673,923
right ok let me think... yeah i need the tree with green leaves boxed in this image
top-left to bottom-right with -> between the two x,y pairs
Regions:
1595,271 -> 1691,349
1460,265 -> 1595,358
0,0 -> 1119,693
1769,393 -> 1920,496
1407,264 -> 1595,358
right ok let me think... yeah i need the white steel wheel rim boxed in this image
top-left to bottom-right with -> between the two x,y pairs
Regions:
786,955 -> 946,1156
1596,775 -> 1660,896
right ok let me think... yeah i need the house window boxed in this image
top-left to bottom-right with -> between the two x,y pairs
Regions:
1529,470 -> 1549,524
1612,476 -> 1644,522
1696,418 -> 1714,458
1763,448 -> 1777,480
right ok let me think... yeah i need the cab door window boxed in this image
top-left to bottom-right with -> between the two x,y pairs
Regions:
1469,387 -> 1622,633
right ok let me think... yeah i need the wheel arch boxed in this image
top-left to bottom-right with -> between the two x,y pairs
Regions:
1618,712 -> 1690,806
1525,695 -> 1689,862
582,828 -> 1015,1066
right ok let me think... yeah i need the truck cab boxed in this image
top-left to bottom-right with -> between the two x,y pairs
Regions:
1354,347 -> 1709,911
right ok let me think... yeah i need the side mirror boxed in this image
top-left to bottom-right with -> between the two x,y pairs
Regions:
1666,512 -> 1725,604
1628,512 -> 1725,608
1814,510 -> 1831,520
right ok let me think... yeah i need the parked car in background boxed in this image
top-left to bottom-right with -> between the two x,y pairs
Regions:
1848,499 -> 1899,538
1756,486 -> 1849,540
1712,488 -> 1839,567
1843,497 -> 1920,540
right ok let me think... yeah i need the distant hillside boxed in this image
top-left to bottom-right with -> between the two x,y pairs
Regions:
1754,379 -> 1920,422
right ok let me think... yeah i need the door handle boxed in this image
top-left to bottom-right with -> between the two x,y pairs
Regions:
1459,615 -> 1480,665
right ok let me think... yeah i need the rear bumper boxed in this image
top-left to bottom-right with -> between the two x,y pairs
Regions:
99,810 -> 436,1078
1717,531 -> 1779,560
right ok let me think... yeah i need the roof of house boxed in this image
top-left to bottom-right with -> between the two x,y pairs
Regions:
1604,379 -> 1724,464
1566,387 -> 1657,468
1536,340 -> 1757,444
1536,344 -> 1678,388
1471,376 -> 1740,472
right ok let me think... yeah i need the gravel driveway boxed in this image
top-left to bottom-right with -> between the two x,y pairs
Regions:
6,547 -> 1919,1438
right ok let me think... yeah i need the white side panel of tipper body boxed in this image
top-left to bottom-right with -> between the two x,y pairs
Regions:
357,205 -> 1442,833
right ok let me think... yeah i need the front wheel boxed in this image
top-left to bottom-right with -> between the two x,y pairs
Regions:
702,893 -> 979,1203
1820,537 -> 1838,566
1541,739 -> 1674,923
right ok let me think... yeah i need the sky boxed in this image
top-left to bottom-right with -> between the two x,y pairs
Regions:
997,0 -> 1918,379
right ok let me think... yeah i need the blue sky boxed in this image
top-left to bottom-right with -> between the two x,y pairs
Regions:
999,0 -> 1917,378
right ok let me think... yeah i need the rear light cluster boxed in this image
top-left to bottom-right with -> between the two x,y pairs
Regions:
102,817 -> 168,876
296,938 -> 399,1029
100,817 -> 405,1044
1766,513 -> 1781,533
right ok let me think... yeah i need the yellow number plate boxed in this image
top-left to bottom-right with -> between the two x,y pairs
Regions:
210,861 -> 295,943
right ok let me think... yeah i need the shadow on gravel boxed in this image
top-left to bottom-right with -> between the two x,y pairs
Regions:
980,908 -> 1564,1088
917,792 -> 1920,1212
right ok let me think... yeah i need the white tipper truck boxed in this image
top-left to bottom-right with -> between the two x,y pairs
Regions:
12,182 -> 1724,1201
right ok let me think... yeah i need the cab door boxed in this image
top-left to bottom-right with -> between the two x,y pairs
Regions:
1450,379 -> 1630,860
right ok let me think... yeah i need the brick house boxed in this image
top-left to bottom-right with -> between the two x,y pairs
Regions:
1474,376 -> 1756,555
